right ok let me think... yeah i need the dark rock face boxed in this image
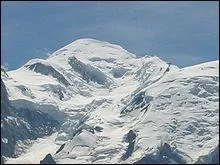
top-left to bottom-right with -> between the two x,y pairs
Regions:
1,106 -> 60,158
94,126 -> 103,132
68,56 -> 110,87
111,68 -> 130,78
121,130 -> 137,160
132,92 -> 146,105
209,146 -> 219,164
1,79 -> 10,107
134,143 -> 186,164
40,153 -> 56,164
55,144 -> 65,154
54,88 -> 64,100
1,79 -> 60,158
124,130 -> 137,143
26,62 -> 70,86
158,143 -> 186,164
195,145 -> 219,164
121,91 -> 153,114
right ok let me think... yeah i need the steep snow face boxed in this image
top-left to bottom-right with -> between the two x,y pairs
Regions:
49,38 -> 136,62
24,59 -> 70,86
4,133 -> 59,164
4,39 -> 172,116
121,60 -> 219,164
1,75 -> 59,160
53,60 -> 218,164
68,56 -> 113,87
47,38 -> 139,78
2,38 -> 219,164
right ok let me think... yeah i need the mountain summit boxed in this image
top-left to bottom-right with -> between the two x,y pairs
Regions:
2,39 -> 219,164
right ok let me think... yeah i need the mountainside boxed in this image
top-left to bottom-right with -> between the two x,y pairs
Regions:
1,69 -> 60,163
2,38 -> 219,164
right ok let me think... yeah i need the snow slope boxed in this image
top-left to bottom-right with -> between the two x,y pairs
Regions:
4,133 -> 59,164
1,69 -> 59,162
2,38 -> 219,164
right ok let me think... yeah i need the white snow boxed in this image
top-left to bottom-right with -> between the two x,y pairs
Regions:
2,38 -> 219,164
5,133 -> 59,164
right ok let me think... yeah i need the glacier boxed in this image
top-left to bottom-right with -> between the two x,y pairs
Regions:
1,38 -> 219,164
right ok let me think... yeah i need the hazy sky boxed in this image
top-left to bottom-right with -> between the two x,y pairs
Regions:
1,1 -> 219,70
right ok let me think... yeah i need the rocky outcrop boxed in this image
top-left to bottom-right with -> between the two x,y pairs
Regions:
121,130 -> 137,160
1,79 -> 60,158
40,153 -> 56,164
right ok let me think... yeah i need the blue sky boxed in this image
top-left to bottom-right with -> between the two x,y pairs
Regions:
1,1 -> 219,70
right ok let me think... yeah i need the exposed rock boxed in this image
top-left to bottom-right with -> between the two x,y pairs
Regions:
134,143 -> 186,164
121,130 -> 137,160
55,143 -> 65,154
94,126 -> 103,132
40,153 -> 56,164
68,56 -> 111,87
26,62 -> 70,86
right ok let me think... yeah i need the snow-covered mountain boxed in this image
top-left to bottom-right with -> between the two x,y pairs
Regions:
2,38 -> 219,164
1,69 -> 59,163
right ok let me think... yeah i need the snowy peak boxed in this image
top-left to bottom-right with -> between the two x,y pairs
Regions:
2,38 -> 219,164
50,38 -> 136,59
2,39 -> 180,109
47,38 -> 136,71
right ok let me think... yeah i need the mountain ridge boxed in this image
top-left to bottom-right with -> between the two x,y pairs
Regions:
2,38 -> 219,164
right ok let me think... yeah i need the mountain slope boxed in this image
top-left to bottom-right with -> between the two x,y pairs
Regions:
1,70 -> 60,161
2,38 -> 219,164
